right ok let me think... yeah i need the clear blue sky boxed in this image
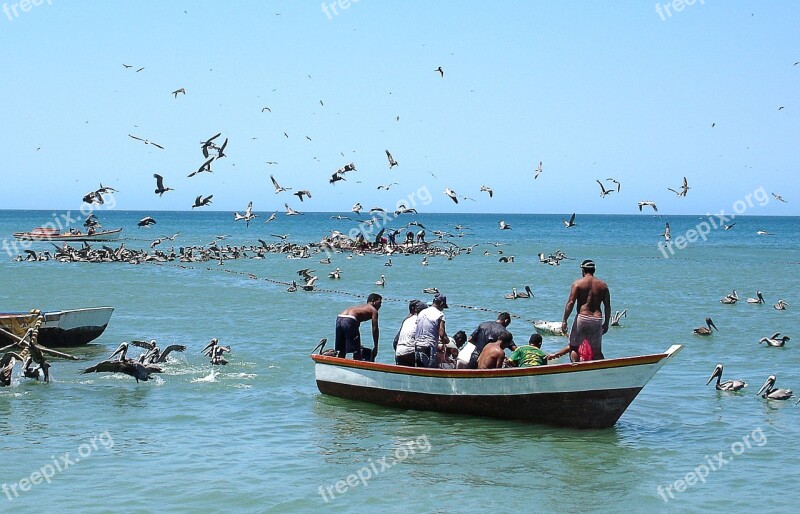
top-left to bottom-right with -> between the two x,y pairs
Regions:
1,1 -> 797,215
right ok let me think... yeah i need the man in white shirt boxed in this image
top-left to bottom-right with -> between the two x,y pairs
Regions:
395,300 -> 426,366
413,294 -> 449,367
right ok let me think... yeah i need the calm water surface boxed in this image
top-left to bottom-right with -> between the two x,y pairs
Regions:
1,210 -> 798,513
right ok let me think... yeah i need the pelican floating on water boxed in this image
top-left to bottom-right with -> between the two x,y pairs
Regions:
774,299 -> 789,310
720,290 -> 739,304
422,287 -> 439,295
759,332 -> 790,347
746,291 -> 765,304
693,317 -> 718,336
328,268 -> 341,279
375,275 -> 386,287
756,375 -> 793,400
706,364 -> 747,391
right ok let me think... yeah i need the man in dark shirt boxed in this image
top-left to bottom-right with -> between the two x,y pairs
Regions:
466,312 -> 516,368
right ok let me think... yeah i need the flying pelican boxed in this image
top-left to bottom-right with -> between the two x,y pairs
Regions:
746,291 -> 765,304
606,178 -> 621,192
638,201 -> 658,212
234,201 -> 258,227
693,317 -> 718,335
720,290 -> 738,304
771,193 -> 788,203
723,223 -> 736,230
200,132 -> 221,157
667,177 -> 690,197
377,183 -> 399,190
563,213 -> 576,228
756,375 -> 793,400
329,172 -> 346,184
82,358 -> 163,382
534,161 -> 543,179
435,66 -> 444,77
188,157 -> 214,177
385,150 -> 398,168
153,174 -> 174,196
610,309 -> 627,327
137,216 -> 157,228
480,185 -> 493,197
172,88 -> 186,97
706,364 -> 747,391
774,299 -> 789,310
270,175 -> 291,193
352,203 -> 363,214
285,203 -> 302,216
192,195 -> 213,208
499,220 -> 511,230
596,180 -> 614,198
264,211 -> 277,224
375,275 -> 386,287
128,134 -> 164,149
759,332 -> 790,347
216,138 -> 228,159
443,188 -> 459,204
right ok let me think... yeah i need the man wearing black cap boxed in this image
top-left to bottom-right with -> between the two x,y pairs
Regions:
549,259 -> 610,362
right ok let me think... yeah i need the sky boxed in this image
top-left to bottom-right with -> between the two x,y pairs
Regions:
0,0 -> 797,215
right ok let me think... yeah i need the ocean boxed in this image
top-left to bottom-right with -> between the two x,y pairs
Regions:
1,209 -> 798,513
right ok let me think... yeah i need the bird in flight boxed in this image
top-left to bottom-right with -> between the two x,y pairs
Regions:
128,134 -> 164,149
352,203 -> 363,214
262,107 -> 271,112
385,150 -> 398,168
772,193 -> 788,203
606,178 -> 621,192
285,203 -> 302,216
172,88 -> 186,97
534,161 -> 543,179
563,213 -> 576,228
264,211 -> 277,224
293,190 -> 312,202
138,216 -> 157,228
234,201 -> 258,227
667,177 -> 690,197
480,185 -> 493,198
435,66 -> 444,77
377,183 -> 399,190
201,132 -> 221,158
216,138 -> 228,159
192,195 -> 213,209
499,220 -> 511,230
638,201 -> 658,212
329,172 -> 346,185
596,180 -> 614,198
270,175 -> 291,193
188,157 -> 214,177
443,188 -> 459,204
136,67 -> 145,72
153,174 -> 174,196
122,64 -> 132,68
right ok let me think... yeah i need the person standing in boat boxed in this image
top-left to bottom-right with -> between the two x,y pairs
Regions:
335,293 -> 382,361
413,294 -> 449,367
549,259 -> 610,362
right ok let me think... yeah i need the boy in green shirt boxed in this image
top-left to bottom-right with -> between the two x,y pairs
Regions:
506,334 -> 547,367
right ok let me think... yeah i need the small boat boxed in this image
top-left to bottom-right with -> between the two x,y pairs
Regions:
0,307 -> 114,347
533,320 -> 566,336
311,343 -> 682,429
13,227 -> 123,242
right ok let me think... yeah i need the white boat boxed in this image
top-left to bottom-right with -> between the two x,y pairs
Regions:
533,320 -> 566,336
311,344 -> 683,429
0,307 -> 114,347
13,227 -> 123,242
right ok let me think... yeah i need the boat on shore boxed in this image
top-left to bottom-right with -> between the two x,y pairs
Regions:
0,307 -> 114,347
311,343 -> 682,428
13,227 -> 123,242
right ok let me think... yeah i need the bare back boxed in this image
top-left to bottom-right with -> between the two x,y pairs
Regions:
571,275 -> 610,317
340,304 -> 378,323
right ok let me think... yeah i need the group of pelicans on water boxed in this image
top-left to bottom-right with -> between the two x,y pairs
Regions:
692,289 -> 790,345
1,337 -> 231,386
707,364 -> 796,402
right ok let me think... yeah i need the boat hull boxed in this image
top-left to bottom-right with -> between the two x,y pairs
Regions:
0,307 -> 114,347
533,320 -> 566,336
313,345 -> 681,428
13,228 -> 123,242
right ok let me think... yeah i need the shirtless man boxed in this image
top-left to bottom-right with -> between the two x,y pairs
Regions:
549,260 -> 610,362
477,332 -> 514,369
335,293 -> 382,361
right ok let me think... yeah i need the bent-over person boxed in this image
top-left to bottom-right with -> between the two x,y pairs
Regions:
335,293 -> 382,361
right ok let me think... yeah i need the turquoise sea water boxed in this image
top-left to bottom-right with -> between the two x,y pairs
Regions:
1,210 -> 799,513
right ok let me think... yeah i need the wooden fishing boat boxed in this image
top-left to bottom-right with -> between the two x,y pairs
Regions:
311,344 -> 682,428
533,320 -> 566,336
13,227 -> 123,242
0,307 -> 114,347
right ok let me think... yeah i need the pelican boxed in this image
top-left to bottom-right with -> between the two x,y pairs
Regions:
384,258 -> 392,267
723,223 -> 735,230
596,180 -> 613,198
1,352 -> 24,387
128,134 -> 165,150
270,175 -> 291,193
606,177 -> 621,192
302,276 -> 318,291
504,287 -> 519,300
421,256 -> 428,266
610,309 -> 627,327
774,299 -> 789,310
200,132 -> 221,158
515,286 -> 533,298
563,213 -> 576,228
153,174 -> 174,196
285,203 -> 302,216
662,222 -> 671,241
756,230 -> 772,235
352,203 -> 363,214
756,375 -> 793,400
192,194 -> 213,208
638,201 -> 658,212
443,188 -> 459,204
201,338 -> 231,365
137,216 -> 157,228
234,201 -> 258,227
746,291 -> 765,304
759,332 -> 790,347
188,157 -> 214,177
286,280 -> 297,292
82,359 -> 163,382
385,150 -> 398,168
328,268 -> 341,279
423,287 -> 439,294
706,364 -> 747,391
499,220 -> 511,230
480,185 -> 493,197
693,317 -> 718,335
720,290 -> 739,304
771,193 -> 788,203
534,161 -> 543,179
667,176 -> 690,197
375,275 -> 386,287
